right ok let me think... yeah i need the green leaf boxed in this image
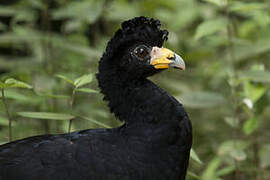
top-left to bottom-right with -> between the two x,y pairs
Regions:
241,71 -> 270,83
106,1 -> 139,21
224,117 -> 239,128
229,2 -> 265,12
51,1 -> 103,23
55,74 -> 74,85
190,148 -> 203,164
231,149 -> 247,161
74,74 -> 93,88
216,165 -> 235,177
35,92 -> 70,99
0,116 -> 17,126
0,116 -> 8,126
54,43 -> 101,58
178,91 -> 225,108
0,81 -> 6,88
203,0 -> 227,7
27,0 -> 46,10
17,112 -> 74,121
230,39 -> 270,62
0,27 -> 101,58
243,82 -> 266,103
194,18 -> 227,40
79,115 -> 112,128
0,90 -> 40,103
243,118 -> 258,135
187,171 -> 201,180
0,6 -> 17,16
75,88 -> 98,94
14,10 -> 36,22
4,78 -> 32,89
260,144 -> 270,168
218,140 -> 248,161
201,157 -> 221,180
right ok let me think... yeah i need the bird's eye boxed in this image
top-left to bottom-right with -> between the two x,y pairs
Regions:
134,46 -> 148,59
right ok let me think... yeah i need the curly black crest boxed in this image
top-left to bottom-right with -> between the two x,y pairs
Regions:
101,16 -> 168,63
121,16 -> 168,42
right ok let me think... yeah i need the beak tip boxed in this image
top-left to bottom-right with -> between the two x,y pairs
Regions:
182,66 -> 186,71
171,53 -> 186,70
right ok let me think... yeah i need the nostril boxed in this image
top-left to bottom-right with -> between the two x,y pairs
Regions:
167,55 -> 175,61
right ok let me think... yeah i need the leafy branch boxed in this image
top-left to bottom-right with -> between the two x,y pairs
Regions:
0,78 -> 32,142
56,73 -> 98,132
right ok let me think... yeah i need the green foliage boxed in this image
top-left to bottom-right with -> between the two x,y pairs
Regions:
201,157 -> 222,180
74,74 -> 93,88
3,78 -> 32,89
55,74 -> 74,85
204,0 -> 227,7
75,88 -> 98,94
190,148 -> 203,165
0,116 -> 9,126
17,112 -> 75,121
241,70 -> 270,83
0,78 -> 32,89
194,18 -> 227,40
0,0 -> 269,179
79,116 -> 112,128
56,73 -> 94,88
179,91 -> 225,108
243,117 -> 258,135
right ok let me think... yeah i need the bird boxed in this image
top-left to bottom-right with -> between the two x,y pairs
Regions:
0,16 -> 192,180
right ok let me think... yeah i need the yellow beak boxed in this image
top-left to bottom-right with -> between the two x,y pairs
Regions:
150,47 -> 185,70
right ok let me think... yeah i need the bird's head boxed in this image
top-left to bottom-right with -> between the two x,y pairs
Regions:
98,16 -> 185,81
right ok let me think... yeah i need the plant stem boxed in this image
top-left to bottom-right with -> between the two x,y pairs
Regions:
1,89 -> 12,142
68,89 -> 76,133
225,6 -> 240,180
253,133 -> 261,180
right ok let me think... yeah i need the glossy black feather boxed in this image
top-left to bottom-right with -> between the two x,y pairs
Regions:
0,16 -> 192,180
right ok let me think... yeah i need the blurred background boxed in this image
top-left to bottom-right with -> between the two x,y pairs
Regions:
0,0 -> 269,179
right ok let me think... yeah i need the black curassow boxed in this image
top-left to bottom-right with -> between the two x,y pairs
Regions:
0,17 -> 192,180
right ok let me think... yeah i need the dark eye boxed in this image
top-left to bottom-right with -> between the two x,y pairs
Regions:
134,46 -> 148,59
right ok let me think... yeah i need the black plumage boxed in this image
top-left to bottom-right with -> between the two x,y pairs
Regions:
0,17 -> 192,180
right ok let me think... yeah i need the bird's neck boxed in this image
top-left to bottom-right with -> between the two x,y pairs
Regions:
97,67 -> 186,125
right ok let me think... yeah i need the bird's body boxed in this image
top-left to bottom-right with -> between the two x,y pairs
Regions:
0,17 -> 192,180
